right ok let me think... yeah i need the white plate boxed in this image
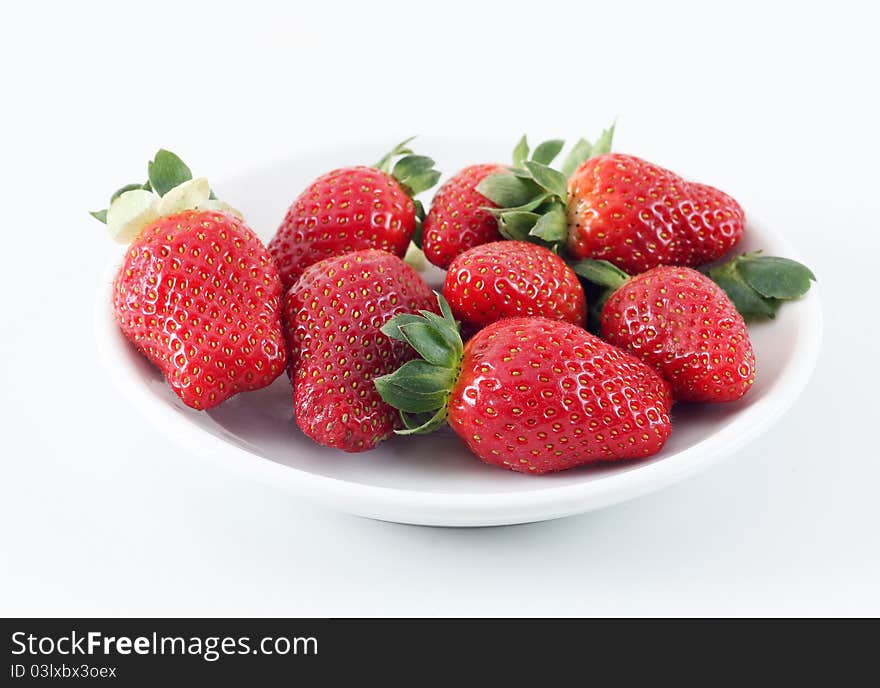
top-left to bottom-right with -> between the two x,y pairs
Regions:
94,139 -> 822,527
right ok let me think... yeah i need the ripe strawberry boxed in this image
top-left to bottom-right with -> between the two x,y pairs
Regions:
422,163 -> 506,269
575,259 -> 755,402
91,150 -> 287,410
285,249 -> 438,452
478,127 -> 744,273
443,241 -> 586,329
566,154 -> 745,273
269,138 -> 440,291
376,299 -> 672,474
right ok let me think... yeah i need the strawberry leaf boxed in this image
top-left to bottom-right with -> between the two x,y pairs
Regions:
148,150 -> 193,197
529,203 -> 567,242
498,211 -> 541,241
708,264 -> 779,320
437,294 -> 455,323
376,381 -> 449,413
705,252 -> 815,321
379,141 -> 440,197
559,138 -> 592,177
381,313 -> 426,341
392,155 -> 435,181
411,199 -> 427,248
414,198 -> 426,221
375,136 -> 417,173
512,135 -> 529,168
402,170 -> 441,196
374,294 -> 463,436
484,194 -> 548,217
523,161 -> 568,198
399,322 -> 458,367
477,172 -> 543,207
507,166 -> 536,179
559,123 -> 616,177
737,255 -> 816,299
397,407 -> 449,435
420,311 -> 464,358
592,122 -> 616,156
531,139 -> 565,166
374,360 -> 455,413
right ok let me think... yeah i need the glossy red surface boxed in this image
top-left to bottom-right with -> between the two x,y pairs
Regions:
443,241 -> 586,329
269,166 -> 416,290
567,153 -> 744,273
113,210 -> 287,410
448,318 -> 672,474
422,163 -> 505,269
284,249 -> 437,452
601,266 -> 756,402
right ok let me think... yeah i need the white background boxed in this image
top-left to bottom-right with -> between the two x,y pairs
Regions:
2,0 -> 878,616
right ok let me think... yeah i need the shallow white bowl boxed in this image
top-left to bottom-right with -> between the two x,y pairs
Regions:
94,139 -> 822,526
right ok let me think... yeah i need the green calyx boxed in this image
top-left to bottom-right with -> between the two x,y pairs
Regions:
90,149 -> 213,224
374,137 -> 441,249
375,137 -> 442,197
571,254 -> 817,323
374,294 -> 463,435
706,252 -> 816,321
475,123 -> 616,250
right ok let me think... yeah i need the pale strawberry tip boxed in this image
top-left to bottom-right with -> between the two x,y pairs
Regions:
90,149 -> 243,244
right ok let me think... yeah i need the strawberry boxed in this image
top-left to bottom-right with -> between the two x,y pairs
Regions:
574,255 -> 815,402
284,249 -> 438,452
375,298 -> 672,474
269,138 -> 440,291
566,154 -> 745,272
422,163 -> 506,268
443,241 -> 586,329
91,150 -> 287,410
477,127 -> 745,273
594,264 -> 754,402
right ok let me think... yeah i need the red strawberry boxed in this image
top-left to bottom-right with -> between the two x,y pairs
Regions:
443,241 -> 586,329
422,163 -> 506,269
269,139 -> 440,290
478,127 -> 744,273
576,260 -> 755,402
91,150 -> 287,410
566,154 -> 745,273
284,249 -> 438,452
376,300 -> 672,474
